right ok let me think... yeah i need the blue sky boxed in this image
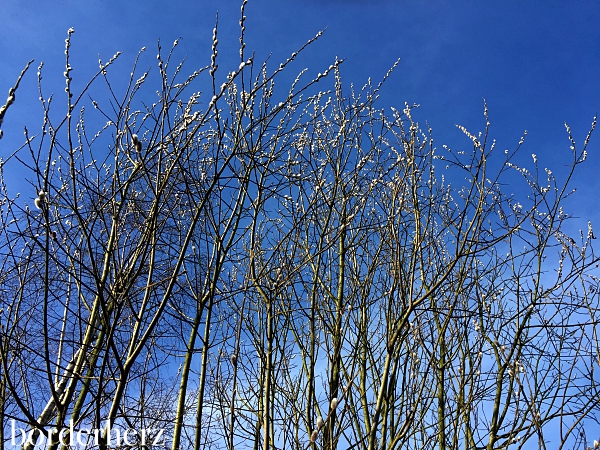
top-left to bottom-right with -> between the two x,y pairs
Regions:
1,1 -> 599,216
1,1 -> 599,446
0,1 -> 598,216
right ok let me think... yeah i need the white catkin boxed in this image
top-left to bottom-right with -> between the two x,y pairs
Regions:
310,430 -> 318,442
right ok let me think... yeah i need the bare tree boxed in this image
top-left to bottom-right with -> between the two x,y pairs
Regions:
1,5 -> 598,450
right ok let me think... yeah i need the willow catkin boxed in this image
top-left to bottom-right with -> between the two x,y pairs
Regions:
330,398 -> 338,410
316,416 -> 324,429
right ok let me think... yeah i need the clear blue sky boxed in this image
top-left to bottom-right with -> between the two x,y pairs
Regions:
1,2 -> 599,446
1,0 -> 599,219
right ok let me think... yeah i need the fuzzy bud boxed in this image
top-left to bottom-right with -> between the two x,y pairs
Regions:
310,430 -> 318,443
230,354 -> 237,367
316,416 -> 324,429
330,397 -> 338,410
132,134 -> 139,144
34,197 -> 42,209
